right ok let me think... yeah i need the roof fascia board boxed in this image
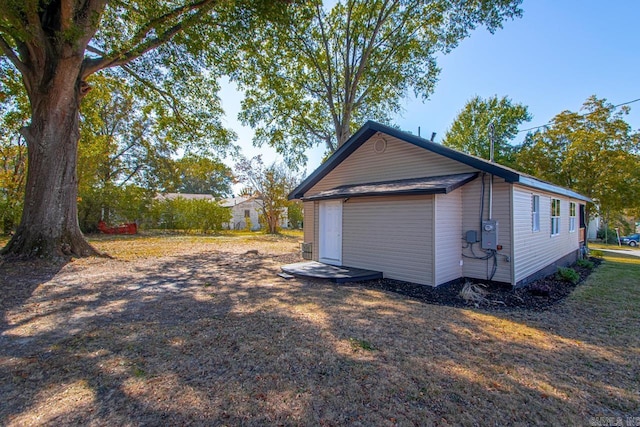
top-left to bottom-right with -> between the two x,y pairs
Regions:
289,125 -> 377,199
516,178 -> 592,203
302,188 -> 449,201
301,173 -> 478,202
444,172 -> 478,193
367,122 -> 520,182
289,120 -> 589,203
288,121 -> 517,200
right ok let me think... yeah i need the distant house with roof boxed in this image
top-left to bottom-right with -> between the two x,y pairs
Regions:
221,196 -> 289,231
221,196 -> 262,231
154,193 -> 289,231
154,193 -> 215,202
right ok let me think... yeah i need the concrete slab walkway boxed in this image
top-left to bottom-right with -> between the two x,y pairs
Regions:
281,261 -> 383,283
597,248 -> 640,258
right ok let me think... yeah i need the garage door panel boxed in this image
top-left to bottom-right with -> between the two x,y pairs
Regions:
342,196 -> 433,285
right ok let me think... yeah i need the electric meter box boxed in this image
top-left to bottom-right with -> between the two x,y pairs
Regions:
481,220 -> 499,250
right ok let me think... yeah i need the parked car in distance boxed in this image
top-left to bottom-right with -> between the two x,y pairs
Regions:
621,233 -> 640,247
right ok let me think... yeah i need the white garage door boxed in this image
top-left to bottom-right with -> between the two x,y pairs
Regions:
342,195 -> 433,285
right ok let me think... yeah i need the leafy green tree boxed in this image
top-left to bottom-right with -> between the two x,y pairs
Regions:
0,62 -> 29,233
77,73 -> 168,231
79,184 -> 150,232
515,96 -> 640,226
288,201 -> 304,229
0,0 -> 286,258
78,74 -> 175,190
442,95 -> 531,166
147,197 -> 230,233
173,155 -> 234,197
235,156 -> 299,234
232,0 -> 523,165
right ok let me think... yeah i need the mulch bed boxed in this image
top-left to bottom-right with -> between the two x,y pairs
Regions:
350,258 -> 602,311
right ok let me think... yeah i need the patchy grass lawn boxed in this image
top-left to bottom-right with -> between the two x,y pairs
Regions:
87,229 -> 304,259
1,235 -> 638,426
590,241 -> 640,253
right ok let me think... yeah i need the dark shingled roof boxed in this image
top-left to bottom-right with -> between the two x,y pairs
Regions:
289,121 -> 591,202
302,173 -> 478,201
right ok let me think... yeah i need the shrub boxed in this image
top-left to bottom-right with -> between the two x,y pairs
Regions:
528,282 -> 551,297
576,259 -> 594,269
557,267 -> 580,284
590,249 -> 604,258
148,198 -> 231,232
597,227 -> 622,244
288,201 -> 304,229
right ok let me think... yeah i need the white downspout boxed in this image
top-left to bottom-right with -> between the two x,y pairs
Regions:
488,122 -> 495,218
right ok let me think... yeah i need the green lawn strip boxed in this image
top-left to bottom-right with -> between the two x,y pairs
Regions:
570,253 -> 640,336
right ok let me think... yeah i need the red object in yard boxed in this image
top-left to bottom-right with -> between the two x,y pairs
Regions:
98,220 -> 137,235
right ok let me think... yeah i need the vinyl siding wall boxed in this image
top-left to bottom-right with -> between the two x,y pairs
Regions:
461,176 -> 513,284
434,189 -> 463,285
512,186 -> 580,284
342,196 -> 434,285
303,201 -> 316,259
307,134 -> 475,194
225,200 -> 263,231
300,132 -> 517,285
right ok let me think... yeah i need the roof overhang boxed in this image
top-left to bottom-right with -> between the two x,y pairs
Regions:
289,120 -> 591,203
302,173 -> 478,201
516,177 -> 592,202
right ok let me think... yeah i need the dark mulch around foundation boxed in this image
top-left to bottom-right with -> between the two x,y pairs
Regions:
351,258 -> 602,311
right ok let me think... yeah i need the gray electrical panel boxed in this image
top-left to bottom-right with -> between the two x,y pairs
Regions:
465,230 -> 478,244
481,220 -> 499,250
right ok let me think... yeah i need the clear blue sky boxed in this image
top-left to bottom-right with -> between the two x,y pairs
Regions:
221,0 -> 640,186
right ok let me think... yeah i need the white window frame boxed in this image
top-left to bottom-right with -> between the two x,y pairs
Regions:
532,195 -> 540,232
569,202 -> 576,232
551,198 -> 561,236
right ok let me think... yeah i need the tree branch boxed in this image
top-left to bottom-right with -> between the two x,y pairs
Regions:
83,45 -> 191,130
75,0 -> 109,47
348,0 -> 395,107
119,64 -> 192,129
314,1 -> 342,143
119,164 -> 143,185
0,35 -> 29,76
81,0 -> 215,77
126,0 -> 212,51
292,112 -> 331,143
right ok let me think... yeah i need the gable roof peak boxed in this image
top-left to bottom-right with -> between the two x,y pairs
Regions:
290,120 -> 590,202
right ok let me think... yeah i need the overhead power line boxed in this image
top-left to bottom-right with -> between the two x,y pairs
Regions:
517,97 -> 640,134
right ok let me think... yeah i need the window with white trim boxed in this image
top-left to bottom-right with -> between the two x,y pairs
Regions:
569,202 -> 576,232
551,198 -> 561,236
532,195 -> 540,232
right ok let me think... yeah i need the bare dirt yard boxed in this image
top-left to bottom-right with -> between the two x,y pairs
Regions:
1,232 -> 639,426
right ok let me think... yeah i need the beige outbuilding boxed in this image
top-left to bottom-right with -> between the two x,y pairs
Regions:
289,121 -> 590,287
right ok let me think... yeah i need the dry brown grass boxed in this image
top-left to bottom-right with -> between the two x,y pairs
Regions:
1,233 -> 639,426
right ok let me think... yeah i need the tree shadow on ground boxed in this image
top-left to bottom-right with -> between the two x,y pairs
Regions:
0,259 -> 66,336
1,251 -> 638,425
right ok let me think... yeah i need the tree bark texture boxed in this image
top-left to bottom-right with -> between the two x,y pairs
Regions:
2,56 -> 98,258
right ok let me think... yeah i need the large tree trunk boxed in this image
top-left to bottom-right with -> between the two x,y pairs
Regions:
1,59 -> 99,259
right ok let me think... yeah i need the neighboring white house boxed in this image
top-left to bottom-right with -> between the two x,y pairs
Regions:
289,121 -> 590,287
221,196 -> 262,231
221,196 -> 289,231
587,216 -> 600,240
155,193 -> 215,202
